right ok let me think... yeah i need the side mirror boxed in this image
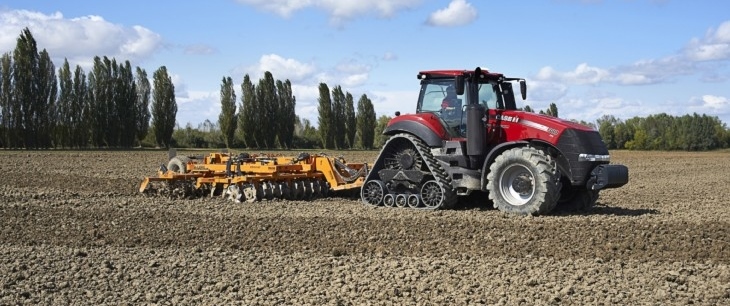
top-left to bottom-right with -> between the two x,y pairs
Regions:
455,76 -> 465,95
519,79 -> 527,100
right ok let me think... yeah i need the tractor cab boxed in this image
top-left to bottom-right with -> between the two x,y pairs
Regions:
416,68 -> 525,138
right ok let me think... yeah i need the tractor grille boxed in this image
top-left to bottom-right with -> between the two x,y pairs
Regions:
556,129 -> 609,185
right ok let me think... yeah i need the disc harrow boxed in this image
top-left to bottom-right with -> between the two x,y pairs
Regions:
140,151 -> 367,203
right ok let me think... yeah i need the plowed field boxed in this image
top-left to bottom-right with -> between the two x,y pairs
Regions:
1,150 -> 729,305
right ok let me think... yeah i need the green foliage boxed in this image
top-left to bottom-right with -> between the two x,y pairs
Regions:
547,103 -> 558,118
374,115 -> 392,148
219,76 -> 237,148
293,116 -> 320,149
151,66 -> 177,148
356,94 -> 376,149
173,120 -> 224,148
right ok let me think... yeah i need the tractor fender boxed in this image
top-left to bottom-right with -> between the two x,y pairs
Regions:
384,121 -> 444,147
480,140 -> 571,191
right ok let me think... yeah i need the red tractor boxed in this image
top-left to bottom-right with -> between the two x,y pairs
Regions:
360,67 -> 628,215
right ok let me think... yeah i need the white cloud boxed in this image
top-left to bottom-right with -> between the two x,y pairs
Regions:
535,63 -> 611,85
241,54 -> 317,82
700,95 -> 728,110
382,51 -> 398,61
175,90 -> 219,127
169,74 -> 189,99
526,80 -> 568,101
425,0 -> 478,27
184,44 -> 217,55
684,20 -> 730,61
0,9 -> 163,68
368,90 -> 419,118
235,0 -> 421,24
535,20 -> 730,87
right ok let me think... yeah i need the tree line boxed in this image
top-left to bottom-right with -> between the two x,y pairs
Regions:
174,73 -> 380,150
528,104 -> 730,151
0,28 -> 177,149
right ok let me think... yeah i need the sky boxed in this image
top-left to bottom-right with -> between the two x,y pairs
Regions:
1,0 -> 729,128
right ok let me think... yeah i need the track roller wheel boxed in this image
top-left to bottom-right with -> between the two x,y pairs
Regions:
361,180 -> 386,206
420,180 -> 447,209
383,194 -> 396,207
407,194 -> 420,208
395,194 -> 407,208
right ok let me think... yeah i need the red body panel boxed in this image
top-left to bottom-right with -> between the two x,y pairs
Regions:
389,113 -> 451,140
486,109 -> 595,146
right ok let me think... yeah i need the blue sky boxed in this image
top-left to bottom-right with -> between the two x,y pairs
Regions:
1,0 -> 729,127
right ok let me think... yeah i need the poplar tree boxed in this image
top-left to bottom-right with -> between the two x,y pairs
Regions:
12,28 -> 39,148
135,67 -> 151,144
218,76 -> 237,148
239,74 -> 257,148
276,79 -> 296,149
344,91 -> 356,149
72,65 -> 89,148
37,50 -> 56,148
317,83 -> 334,149
257,72 -> 278,148
57,59 -> 73,147
331,86 -> 346,149
356,94 -> 376,149
1,53 -> 13,147
117,60 -> 137,147
151,66 -> 177,148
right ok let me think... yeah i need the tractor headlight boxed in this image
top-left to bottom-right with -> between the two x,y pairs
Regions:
578,154 -> 611,162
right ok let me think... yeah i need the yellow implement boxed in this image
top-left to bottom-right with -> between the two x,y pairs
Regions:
139,151 -> 367,202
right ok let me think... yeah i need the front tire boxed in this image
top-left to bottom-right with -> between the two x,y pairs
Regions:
486,147 -> 560,215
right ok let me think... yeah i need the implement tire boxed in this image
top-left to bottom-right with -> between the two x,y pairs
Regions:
167,156 -> 191,174
486,147 -> 560,216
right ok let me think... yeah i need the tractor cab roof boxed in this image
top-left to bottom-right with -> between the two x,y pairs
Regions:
417,69 -> 505,80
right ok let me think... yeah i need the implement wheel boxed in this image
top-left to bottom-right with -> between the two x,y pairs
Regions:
167,156 -> 191,173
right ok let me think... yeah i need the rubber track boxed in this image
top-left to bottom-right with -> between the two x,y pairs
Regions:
378,133 -> 457,210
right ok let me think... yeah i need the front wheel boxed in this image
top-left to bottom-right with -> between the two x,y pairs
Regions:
486,147 -> 560,215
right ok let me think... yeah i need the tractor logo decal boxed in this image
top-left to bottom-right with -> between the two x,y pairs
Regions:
518,119 -> 559,136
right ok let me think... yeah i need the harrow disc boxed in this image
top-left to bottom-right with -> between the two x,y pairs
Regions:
242,184 -> 257,203
226,185 -> 242,203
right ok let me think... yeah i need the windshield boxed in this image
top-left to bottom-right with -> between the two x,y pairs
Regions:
418,79 -> 500,113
